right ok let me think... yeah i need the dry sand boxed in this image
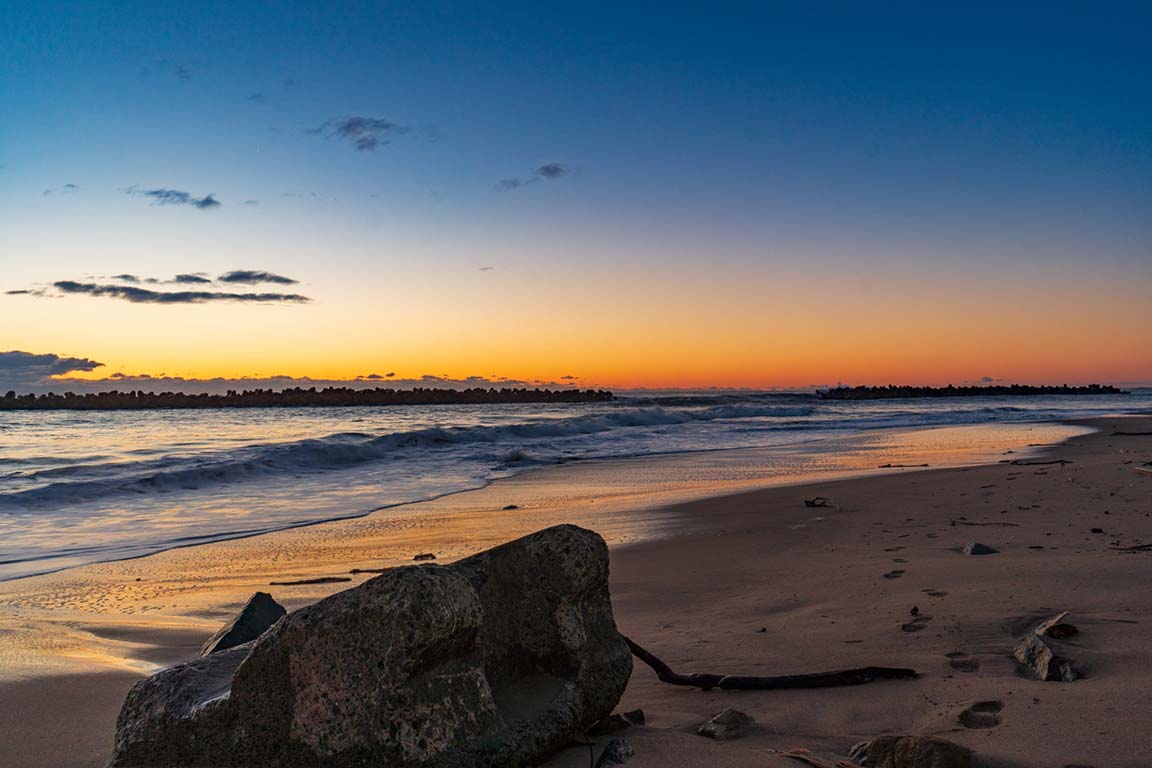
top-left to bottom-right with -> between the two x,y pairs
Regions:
0,417 -> 1149,767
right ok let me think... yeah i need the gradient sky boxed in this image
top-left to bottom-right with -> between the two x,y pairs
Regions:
2,1 -> 1150,390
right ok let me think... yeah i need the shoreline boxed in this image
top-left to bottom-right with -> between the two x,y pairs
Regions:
1,416 -> 1149,766
0,418 -> 1096,584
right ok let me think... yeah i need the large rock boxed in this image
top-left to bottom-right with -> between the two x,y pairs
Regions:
851,735 -> 972,767
200,591 -> 286,655
111,524 -> 632,767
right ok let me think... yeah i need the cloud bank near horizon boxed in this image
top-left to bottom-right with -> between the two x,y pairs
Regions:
0,351 -> 584,394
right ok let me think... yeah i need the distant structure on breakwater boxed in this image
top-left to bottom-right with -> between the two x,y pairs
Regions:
0,387 -> 616,411
819,384 -> 1127,400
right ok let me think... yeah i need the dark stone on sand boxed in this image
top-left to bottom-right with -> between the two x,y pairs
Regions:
589,709 -> 645,736
696,707 -> 753,740
962,542 -> 998,555
1034,611 -> 1079,640
111,524 -> 632,768
200,592 -> 286,656
502,504 -> 520,510
850,735 -> 972,767
594,737 -> 634,767
412,552 -> 436,561
1090,528 -> 1104,534
1014,634 -> 1079,681
268,576 -> 352,585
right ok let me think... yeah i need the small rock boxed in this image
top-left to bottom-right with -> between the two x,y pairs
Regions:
850,735 -> 972,767
200,592 -> 286,656
910,606 -> 919,616
502,504 -> 520,510
1034,611 -> 1079,640
1090,528 -> 1104,534
412,552 -> 436,561
589,709 -> 645,736
962,542 -> 998,555
697,707 -> 753,740
594,737 -> 634,767
1014,634 -> 1079,681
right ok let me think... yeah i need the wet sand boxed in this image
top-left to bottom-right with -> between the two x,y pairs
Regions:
1,417 -> 1149,767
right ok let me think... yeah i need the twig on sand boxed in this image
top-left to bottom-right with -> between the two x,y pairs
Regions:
1009,459 -> 1073,466
1111,431 -> 1152,436
804,497 -> 836,509
622,636 -> 917,691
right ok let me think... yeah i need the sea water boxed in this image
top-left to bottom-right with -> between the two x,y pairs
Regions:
1,391 -> 1148,580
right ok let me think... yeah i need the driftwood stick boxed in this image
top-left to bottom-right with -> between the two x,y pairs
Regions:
623,636 -> 917,691
1009,459 -> 1072,466
1112,431 -> 1152,436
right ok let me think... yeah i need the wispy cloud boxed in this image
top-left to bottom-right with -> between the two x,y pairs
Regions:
43,183 -> 80,196
217,270 -> 298,286
126,186 -> 221,209
497,162 -> 571,191
51,281 -> 309,304
174,273 -> 212,284
313,116 -> 411,151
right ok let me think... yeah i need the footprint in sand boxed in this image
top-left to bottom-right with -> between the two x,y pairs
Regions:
883,569 -> 906,579
945,651 -> 981,672
901,615 -> 932,632
959,700 -> 1003,729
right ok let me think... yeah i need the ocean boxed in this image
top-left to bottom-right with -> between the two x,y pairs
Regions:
1,391 -> 1148,581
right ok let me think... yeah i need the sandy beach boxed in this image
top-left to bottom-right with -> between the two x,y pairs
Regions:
1,416 -> 1149,768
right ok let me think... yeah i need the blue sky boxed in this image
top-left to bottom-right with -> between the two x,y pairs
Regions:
1,2 -> 1149,388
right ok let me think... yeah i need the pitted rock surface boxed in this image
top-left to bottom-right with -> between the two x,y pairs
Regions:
111,524 -> 632,767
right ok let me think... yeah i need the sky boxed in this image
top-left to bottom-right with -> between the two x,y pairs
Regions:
2,1 -> 1150,391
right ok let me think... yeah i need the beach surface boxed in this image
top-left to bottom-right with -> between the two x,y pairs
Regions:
0,417 -> 1149,767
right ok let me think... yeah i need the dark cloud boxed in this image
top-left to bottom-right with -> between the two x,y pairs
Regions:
217,270 -> 298,286
560,375 -> 576,380
174,273 -> 212,284
535,162 -> 569,179
127,187 -> 221,209
111,274 -> 140,283
0,350 -> 105,387
315,116 -> 410,151
52,281 -> 309,304
497,162 -> 571,190
479,266 -> 495,271
5,289 -> 35,295
245,92 -> 266,103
